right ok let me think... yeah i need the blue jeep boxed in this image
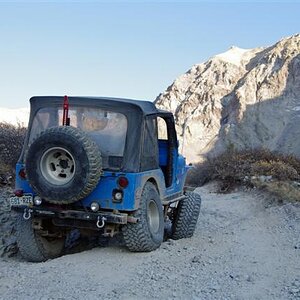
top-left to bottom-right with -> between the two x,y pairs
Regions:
10,96 -> 201,262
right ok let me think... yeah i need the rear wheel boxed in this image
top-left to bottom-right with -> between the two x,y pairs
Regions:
122,182 -> 164,252
16,214 -> 65,262
171,191 -> 201,240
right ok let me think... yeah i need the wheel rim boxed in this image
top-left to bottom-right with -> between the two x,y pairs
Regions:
148,199 -> 160,233
40,147 -> 76,185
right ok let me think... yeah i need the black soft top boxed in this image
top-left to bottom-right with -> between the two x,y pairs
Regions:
30,96 -> 161,116
24,96 -> 171,172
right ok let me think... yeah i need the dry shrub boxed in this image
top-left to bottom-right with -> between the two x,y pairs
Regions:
186,148 -> 300,199
257,181 -> 300,203
186,148 -> 256,190
251,160 -> 299,181
186,160 -> 214,187
0,123 -> 26,183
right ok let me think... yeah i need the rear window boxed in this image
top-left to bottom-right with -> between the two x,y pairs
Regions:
29,106 -> 128,159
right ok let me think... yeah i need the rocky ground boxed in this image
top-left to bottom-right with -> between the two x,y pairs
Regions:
0,183 -> 299,300
0,186 -> 17,258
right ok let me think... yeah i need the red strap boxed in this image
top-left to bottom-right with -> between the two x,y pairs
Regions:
62,95 -> 69,126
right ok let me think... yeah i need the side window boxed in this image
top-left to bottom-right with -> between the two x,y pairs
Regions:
157,117 -> 168,140
140,116 -> 158,171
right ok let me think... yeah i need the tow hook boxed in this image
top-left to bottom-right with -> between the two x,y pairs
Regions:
23,208 -> 33,220
96,216 -> 107,229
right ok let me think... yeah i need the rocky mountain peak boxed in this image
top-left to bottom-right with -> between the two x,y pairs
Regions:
214,46 -> 258,67
155,34 -> 300,162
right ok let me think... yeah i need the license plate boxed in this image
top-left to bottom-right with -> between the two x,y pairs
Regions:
10,195 -> 33,207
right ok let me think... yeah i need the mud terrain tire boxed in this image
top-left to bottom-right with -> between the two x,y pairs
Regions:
16,214 -> 65,262
172,191 -> 201,240
122,182 -> 164,252
25,126 -> 102,204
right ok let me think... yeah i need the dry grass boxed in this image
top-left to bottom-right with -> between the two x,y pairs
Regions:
0,123 -> 26,184
186,148 -> 300,202
254,180 -> 300,203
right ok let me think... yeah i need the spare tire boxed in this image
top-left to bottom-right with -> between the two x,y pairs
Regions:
25,126 -> 102,204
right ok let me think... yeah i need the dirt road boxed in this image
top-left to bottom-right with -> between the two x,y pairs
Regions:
0,183 -> 299,299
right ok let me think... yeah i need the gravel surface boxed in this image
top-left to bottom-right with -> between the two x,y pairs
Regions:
0,187 -> 17,258
0,183 -> 299,300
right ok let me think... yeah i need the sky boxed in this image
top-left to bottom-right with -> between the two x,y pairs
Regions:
0,0 -> 299,108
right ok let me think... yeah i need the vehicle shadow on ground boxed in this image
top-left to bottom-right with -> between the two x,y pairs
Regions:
63,221 -> 173,256
63,231 -> 126,256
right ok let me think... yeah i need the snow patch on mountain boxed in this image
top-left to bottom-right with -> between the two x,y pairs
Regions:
0,107 -> 29,127
214,46 -> 255,66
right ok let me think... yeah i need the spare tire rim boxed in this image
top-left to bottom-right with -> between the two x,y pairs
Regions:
148,199 -> 160,233
40,147 -> 76,185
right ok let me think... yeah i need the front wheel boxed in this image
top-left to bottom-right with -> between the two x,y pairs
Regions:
16,214 -> 65,262
171,191 -> 201,240
122,182 -> 164,252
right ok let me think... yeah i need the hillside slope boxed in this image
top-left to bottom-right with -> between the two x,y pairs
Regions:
155,34 -> 300,162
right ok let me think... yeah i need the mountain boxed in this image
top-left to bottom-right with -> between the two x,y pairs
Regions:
0,107 -> 29,127
155,34 -> 300,163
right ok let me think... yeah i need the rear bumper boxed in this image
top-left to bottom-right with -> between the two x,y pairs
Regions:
11,206 -> 138,225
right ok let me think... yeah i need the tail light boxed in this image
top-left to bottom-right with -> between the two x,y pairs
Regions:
19,168 -> 26,179
118,176 -> 129,188
14,189 -> 24,197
